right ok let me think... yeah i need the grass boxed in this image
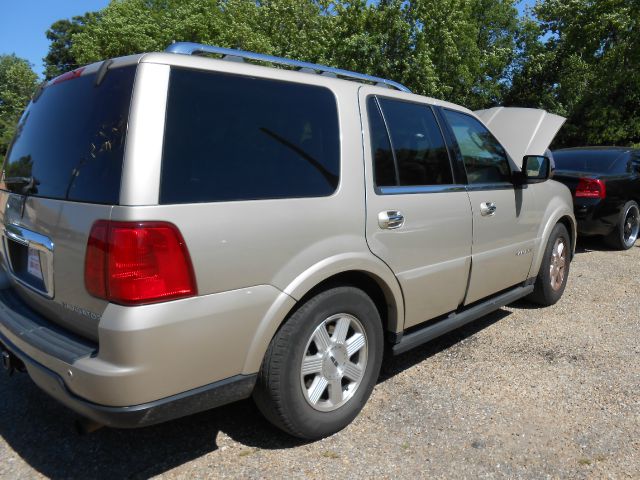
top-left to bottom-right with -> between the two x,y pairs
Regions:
238,448 -> 257,457
321,451 -> 339,459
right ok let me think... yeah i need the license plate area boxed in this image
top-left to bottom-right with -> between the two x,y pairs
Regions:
3,225 -> 54,298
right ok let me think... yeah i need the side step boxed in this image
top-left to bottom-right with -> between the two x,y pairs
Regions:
392,284 -> 534,355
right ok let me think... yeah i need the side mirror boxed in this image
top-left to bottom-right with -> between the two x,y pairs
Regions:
515,155 -> 551,184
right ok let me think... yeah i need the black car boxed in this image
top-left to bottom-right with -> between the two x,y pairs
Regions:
552,147 -> 640,250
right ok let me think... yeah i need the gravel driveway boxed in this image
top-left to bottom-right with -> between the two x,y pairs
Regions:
1,238 -> 638,479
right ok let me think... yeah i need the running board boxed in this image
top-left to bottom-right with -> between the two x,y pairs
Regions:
392,284 -> 534,355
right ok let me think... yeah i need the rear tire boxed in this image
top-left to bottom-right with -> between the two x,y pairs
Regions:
253,286 -> 384,440
528,223 -> 571,306
605,200 -> 639,250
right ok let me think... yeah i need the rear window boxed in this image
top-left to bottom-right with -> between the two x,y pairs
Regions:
160,68 -> 340,204
2,66 -> 136,204
553,150 -> 629,174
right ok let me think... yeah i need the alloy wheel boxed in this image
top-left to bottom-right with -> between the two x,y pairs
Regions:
623,204 -> 640,247
549,237 -> 567,291
300,313 -> 368,412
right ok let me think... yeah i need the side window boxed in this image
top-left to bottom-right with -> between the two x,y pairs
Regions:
376,98 -> 453,187
160,68 -> 340,204
367,97 -> 396,187
443,109 -> 511,184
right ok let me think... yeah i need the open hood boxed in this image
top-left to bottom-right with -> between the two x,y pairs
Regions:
474,107 -> 566,168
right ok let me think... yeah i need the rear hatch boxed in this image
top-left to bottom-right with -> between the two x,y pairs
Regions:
0,61 -> 138,341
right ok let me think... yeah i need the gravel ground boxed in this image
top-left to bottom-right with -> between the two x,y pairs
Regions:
0,237 -> 638,479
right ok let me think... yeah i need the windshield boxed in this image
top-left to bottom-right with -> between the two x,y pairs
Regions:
553,149 -> 628,174
2,65 -> 136,204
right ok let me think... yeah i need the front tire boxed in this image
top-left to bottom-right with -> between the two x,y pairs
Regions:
605,200 -> 639,250
253,286 -> 383,440
528,223 -> 571,306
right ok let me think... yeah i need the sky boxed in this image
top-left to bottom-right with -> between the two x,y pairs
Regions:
1,0 -> 537,78
0,0 -> 110,77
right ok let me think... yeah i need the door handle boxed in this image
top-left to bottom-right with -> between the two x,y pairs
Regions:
480,202 -> 497,216
378,210 -> 405,229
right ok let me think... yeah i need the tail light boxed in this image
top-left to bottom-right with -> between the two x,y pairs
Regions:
85,221 -> 197,305
575,178 -> 606,199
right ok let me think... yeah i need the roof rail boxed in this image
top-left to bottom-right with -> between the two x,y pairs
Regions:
165,42 -> 411,93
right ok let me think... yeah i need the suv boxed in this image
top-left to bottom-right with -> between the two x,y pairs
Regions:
0,43 -> 576,440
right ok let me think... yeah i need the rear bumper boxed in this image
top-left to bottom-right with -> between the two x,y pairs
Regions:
574,199 -> 619,236
0,329 -> 255,428
0,283 -> 285,425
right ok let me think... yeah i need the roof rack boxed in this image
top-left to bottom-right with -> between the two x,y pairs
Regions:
165,42 -> 411,93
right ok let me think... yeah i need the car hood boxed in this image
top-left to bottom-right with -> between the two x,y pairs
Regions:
474,107 -> 566,167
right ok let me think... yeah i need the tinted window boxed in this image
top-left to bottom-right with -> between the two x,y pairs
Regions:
376,98 -> 452,186
443,109 -> 511,184
2,66 -> 136,204
553,150 -> 630,174
160,69 -> 340,204
633,152 -> 640,173
367,97 -> 396,187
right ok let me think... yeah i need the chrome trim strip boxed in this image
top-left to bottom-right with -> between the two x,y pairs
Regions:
2,224 -> 55,298
376,185 -> 467,195
165,43 -> 412,93
4,224 -> 54,252
465,182 -> 514,191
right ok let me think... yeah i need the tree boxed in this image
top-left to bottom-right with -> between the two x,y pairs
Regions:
507,0 -> 640,146
67,0 -> 520,109
409,0 -> 519,108
0,55 -> 38,163
71,0 -> 272,63
44,13 -> 99,80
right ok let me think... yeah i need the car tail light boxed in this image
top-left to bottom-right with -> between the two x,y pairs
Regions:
575,178 -> 606,199
85,221 -> 197,305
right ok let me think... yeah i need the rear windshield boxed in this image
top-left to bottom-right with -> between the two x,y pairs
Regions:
553,149 -> 629,174
2,65 -> 136,204
160,68 -> 340,204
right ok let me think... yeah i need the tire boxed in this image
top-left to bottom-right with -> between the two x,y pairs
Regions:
605,200 -> 640,250
253,286 -> 384,440
528,223 -> 571,306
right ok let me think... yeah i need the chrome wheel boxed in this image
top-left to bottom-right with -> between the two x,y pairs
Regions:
623,204 -> 639,247
300,313 -> 368,412
549,237 -> 567,291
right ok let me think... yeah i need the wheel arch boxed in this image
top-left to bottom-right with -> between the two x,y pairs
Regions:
557,215 -> 576,257
241,254 -> 405,374
530,208 -> 576,279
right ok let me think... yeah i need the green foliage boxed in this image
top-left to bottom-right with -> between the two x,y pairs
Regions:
44,13 -> 99,80
38,0 -> 640,147
0,55 -> 38,163
66,0 -> 519,110
508,0 -> 640,147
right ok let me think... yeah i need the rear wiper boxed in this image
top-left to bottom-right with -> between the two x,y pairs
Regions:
5,176 -> 39,195
259,127 -> 338,188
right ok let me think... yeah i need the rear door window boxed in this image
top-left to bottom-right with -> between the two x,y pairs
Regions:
366,97 -> 396,187
2,66 -> 136,204
367,96 -> 453,189
160,68 -> 340,204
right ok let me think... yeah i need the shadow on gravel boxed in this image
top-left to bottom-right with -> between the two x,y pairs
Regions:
574,236 -> 617,254
0,308 -> 512,479
0,372 -> 305,479
508,298 -> 545,310
379,308 -> 510,382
